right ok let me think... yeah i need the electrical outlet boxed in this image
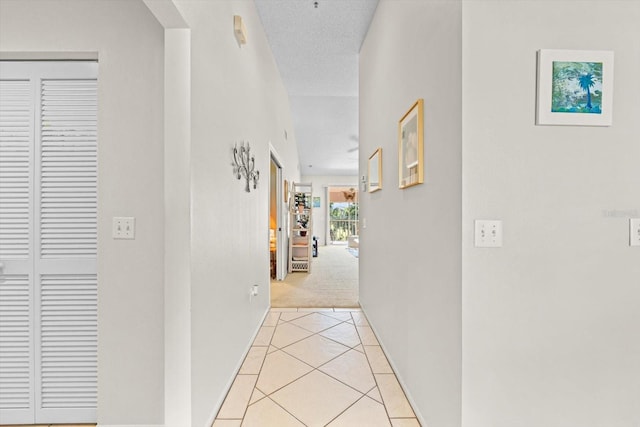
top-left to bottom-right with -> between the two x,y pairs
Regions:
630,218 -> 640,247
475,220 -> 503,247
249,284 -> 259,302
112,217 -> 135,239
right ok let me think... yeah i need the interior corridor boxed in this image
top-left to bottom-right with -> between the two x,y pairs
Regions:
270,244 -> 359,308
213,309 -> 419,426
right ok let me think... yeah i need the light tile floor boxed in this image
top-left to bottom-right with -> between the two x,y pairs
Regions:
213,308 -> 421,427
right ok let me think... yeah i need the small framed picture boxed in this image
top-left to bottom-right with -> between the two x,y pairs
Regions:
398,99 -> 424,189
368,148 -> 382,193
284,179 -> 289,203
536,49 -> 614,126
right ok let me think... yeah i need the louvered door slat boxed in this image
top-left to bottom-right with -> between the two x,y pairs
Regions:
0,75 -> 34,424
39,274 -> 97,411
35,68 -> 98,424
0,80 -> 31,260
40,79 -> 97,260
0,275 -> 32,414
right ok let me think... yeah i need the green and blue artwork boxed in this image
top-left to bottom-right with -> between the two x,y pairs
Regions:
551,61 -> 603,114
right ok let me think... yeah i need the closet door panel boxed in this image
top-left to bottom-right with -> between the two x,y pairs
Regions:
0,62 -> 97,424
35,72 -> 98,424
0,76 -> 35,425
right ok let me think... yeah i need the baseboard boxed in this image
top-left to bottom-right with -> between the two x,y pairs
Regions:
360,304 -> 428,427
204,306 -> 271,427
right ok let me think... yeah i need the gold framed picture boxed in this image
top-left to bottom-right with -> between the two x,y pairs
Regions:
284,179 -> 289,203
368,148 -> 382,193
398,99 -> 424,189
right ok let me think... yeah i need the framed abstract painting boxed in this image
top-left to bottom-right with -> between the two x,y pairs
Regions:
536,49 -> 614,126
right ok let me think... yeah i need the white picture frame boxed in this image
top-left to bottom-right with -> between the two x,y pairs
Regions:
536,49 -> 614,126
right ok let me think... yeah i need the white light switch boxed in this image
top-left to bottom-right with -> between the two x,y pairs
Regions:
630,218 -> 640,247
475,220 -> 503,247
113,217 -> 135,239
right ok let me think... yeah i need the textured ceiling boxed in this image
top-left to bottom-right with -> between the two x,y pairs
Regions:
255,0 -> 379,176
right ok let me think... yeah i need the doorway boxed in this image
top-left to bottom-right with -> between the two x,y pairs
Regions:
270,182 -> 359,308
269,151 -> 284,281
0,61 -> 98,424
327,186 -> 359,246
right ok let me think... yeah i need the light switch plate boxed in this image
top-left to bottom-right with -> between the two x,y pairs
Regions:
113,217 -> 135,239
630,218 -> 640,247
475,220 -> 503,247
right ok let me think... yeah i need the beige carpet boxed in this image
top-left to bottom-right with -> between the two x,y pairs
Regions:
270,244 -> 359,308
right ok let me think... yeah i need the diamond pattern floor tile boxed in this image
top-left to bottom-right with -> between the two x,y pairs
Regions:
367,386 -> 383,404
283,334 -> 350,367
279,311 -> 309,322
270,322 -> 314,348
319,349 -> 376,393
249,388 -> 266,405
256,351 -> 313,394
242,397 -> 305,427
289,312 -> 342,333
320,311 -> 354,321
215,309 -> 421,427
320,322 -> 361,347
326,396 -> 392,427
271,370 -> 363,427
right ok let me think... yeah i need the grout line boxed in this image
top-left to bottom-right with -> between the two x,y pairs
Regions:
322,392 -> 370,426
229,308 -> 415,426
260,368 -> 316,399
354,310 -> 395,424
264,395 -> 309,426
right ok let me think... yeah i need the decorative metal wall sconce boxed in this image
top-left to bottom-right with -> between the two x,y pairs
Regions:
233,142 -> 260,192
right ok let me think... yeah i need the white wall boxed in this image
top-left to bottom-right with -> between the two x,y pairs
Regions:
301,175 -> 358,245
359,1 -> 463,426
0,0 -> 165,424
172,1 -> 300,425
163,28 -> 192,427
462,1 -> 640,426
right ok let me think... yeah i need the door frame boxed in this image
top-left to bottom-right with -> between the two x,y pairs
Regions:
269,144 -> 286,281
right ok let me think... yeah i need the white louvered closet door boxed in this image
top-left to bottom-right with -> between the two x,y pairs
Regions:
0,62 -> 97,425
0,70 -> 35,425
